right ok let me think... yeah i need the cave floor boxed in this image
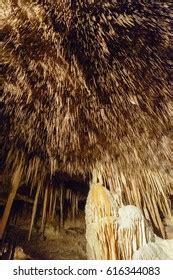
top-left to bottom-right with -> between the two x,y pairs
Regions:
14,228 -> 86,260
5,214 -> 87,260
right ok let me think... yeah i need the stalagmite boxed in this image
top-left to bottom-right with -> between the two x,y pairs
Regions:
117,205 -> 154,259
14,246 -> 31,260
85,183 -> 119,260
86,183 -> 155,260
133,238 -> 173,260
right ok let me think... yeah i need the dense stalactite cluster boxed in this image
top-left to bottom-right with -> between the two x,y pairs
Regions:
1,0 -> 173,245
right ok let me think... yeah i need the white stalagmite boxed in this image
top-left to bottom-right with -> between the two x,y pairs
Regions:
85,183 -> 119,259
117,205 -> 154,259
133,238 -> 173,260
85,183 -> 154,260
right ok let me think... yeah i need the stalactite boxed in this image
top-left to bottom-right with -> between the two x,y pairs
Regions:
51,189 -> 57,222
60,186 -> 64,227
28,182 -> 41,241
41,186 -> 48,233
48,186 -> 53,218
